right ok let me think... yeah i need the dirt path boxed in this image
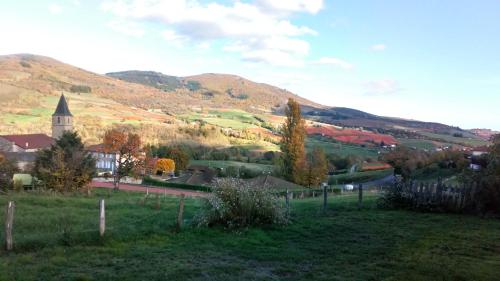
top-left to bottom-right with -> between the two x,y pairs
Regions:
91,181 -> 208,198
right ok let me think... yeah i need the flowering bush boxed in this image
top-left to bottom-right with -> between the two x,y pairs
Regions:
197,178 -> 287,228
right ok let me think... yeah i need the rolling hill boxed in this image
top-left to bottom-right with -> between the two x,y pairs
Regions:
106,70 -> 322,113
0,53 -> 490,148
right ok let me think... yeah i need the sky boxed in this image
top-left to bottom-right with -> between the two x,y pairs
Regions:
1,0 -> 499,130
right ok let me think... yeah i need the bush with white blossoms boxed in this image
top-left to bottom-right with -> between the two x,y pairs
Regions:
197,178 -> 288,228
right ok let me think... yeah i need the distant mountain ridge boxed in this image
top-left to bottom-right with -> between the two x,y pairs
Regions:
104,70 -> 472,135
0,54 -> 490,146
107,70 -> 182,92
105,70 -> 322,113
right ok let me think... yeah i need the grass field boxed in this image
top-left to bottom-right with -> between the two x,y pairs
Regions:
182,109 -> 262,130
190,160 -> 275,173
398,138 -> 438,150
306,136 -> 380,159
419,132 -> 489,147
329,169 -> 394,185
1,190 -> 499,280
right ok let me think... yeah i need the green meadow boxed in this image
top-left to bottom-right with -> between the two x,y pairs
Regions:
1,189 -> 499,281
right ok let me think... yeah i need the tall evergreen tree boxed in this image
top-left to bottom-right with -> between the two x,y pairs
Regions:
34,131 -> 95,192
280,98 -> 306,184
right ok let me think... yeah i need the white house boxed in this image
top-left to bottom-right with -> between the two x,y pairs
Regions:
86,144 -> 119,175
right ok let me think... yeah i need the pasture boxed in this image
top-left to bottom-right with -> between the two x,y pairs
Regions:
1,190 -> 499,280
182,109 -> 262,130
306,136 -> 380,159
397,138 -> 438,150
419,132 -> 489,147
190,160 -> 275,174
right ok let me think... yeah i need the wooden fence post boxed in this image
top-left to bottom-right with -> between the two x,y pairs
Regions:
155,194 -> 160,210
358,184 -> 363,209
285,189 -> 290,217
5,201 -> 15,251
323,185 -> 328,211
99,199 -> 105,237
176,194 -> 185,231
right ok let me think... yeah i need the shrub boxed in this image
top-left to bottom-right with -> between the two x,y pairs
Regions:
13,179 -> 24,192
186,80 -> 201,91
70,85 -> 92,93
235,93 -> 248,100
239,166 -> 261,179
0,154 -> 18,189
210,151 -> 229,161
19,61 -> 31,68
197,178 -> 287,228
376,180 -> 414,210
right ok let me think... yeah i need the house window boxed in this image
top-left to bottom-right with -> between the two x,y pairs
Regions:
57,117 -> 60,124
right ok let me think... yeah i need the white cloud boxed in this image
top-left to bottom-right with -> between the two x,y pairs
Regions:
161,29 -> 190,47
48,3 -> 62,14
101,0 -> 320,66
371,44 -> 386,51
314,57 -> 354,70
255,0 -> 324,15
364,79 -> 401,95
107,20 -> 145,37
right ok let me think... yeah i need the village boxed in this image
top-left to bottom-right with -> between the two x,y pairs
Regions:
1,0 -> 500,279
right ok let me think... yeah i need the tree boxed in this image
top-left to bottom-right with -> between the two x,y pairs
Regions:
472,134 -> 500,214
103,129 -> 142,190
383,146 -> 431,180
155,158 -> 175,176
0,153 -> 18,190
146,145 -> 190,176
304,147 -> 328,187
34,131 -> 95,192
163,146 -> 189,175
280,98 -> 306,184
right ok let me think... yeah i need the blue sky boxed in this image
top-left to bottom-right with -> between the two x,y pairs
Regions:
1,0 -> 499,130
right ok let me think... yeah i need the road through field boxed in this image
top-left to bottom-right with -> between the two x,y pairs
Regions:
91,181 -> 208,198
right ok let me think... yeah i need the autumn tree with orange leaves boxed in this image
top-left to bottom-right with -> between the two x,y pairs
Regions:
155,158 -> 175,176
103,129 -> 142,190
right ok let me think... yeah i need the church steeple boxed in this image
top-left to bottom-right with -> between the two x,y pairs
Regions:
51,94 -> 73,139
53,94 -> 72,116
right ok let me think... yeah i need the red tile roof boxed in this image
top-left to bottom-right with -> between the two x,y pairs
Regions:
0,134 -> 54,150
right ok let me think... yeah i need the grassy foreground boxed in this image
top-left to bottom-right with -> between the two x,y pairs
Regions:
1,190 -> 499,280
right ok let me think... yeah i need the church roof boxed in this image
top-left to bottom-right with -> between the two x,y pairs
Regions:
52,94 -> 72,116
0,134 -> 54,150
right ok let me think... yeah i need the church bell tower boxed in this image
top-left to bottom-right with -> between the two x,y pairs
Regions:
52,94 -> 73,139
